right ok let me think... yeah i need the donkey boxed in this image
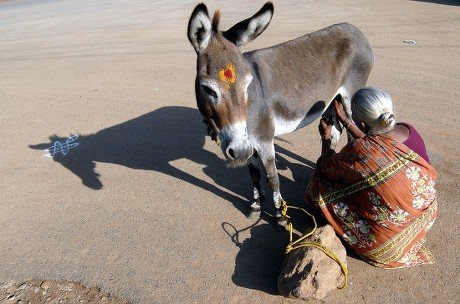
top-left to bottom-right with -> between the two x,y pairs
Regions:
187,2 -> 374,225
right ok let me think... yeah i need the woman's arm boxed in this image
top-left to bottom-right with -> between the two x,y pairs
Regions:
319,117 -> 333,154
316,112 -> 358,181
333,99 -> 366,139
317,117 -> 346,180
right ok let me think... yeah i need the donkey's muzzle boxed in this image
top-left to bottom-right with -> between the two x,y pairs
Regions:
224,140 -> 253,167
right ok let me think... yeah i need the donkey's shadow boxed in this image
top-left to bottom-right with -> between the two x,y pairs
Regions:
30,106 -> 316,215
30,105 -> 320,293
30,106 -> 254,212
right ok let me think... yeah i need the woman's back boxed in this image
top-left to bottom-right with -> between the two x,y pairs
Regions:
307,134 -> 437,268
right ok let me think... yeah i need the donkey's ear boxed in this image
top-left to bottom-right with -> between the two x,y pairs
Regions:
223,2 -> 274,46
188,3 -> 213,52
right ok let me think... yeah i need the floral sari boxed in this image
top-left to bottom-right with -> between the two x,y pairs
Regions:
306,135 -> 437,269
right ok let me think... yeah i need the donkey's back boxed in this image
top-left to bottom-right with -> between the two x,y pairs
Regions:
244,22 -> 374,138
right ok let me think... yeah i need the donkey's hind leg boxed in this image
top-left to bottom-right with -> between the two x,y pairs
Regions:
247,156 -> 264,218
330,117 -> 342,149
322,101 -> 342,149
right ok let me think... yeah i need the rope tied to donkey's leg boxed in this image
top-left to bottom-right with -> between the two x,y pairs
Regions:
213,136 -> 221,146
280,199 -> 349,289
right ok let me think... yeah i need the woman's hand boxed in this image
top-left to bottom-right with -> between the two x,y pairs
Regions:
319,117 -> 333,154
333,99 -> 367,139
319,117 -> 333,139
333,99 -> 348,123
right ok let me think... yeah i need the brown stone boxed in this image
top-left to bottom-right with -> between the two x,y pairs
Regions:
278,224 -> 347,300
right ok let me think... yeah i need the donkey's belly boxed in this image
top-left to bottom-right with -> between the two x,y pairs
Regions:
273,115 -> 304,136
273,99 -> 327,136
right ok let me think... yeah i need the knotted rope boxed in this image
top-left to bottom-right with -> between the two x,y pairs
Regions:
279,199 -> 348,289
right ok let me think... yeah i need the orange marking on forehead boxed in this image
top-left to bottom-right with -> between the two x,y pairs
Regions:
218,63 -> 236,89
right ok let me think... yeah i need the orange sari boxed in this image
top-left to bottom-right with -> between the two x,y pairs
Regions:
306,135 -> 437,268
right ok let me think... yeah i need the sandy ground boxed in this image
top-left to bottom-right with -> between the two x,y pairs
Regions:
0,0 -> 459,303
1,279 -> 129,303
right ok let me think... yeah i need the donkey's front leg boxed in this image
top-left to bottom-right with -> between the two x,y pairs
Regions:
247,156 -> 264,218
258,141 -> 288,227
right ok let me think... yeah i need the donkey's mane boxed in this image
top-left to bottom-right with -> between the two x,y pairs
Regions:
212,10 -> 221,32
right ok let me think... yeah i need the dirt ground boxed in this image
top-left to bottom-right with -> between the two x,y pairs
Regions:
0,0 -> 459,303
1,279 -> 129,303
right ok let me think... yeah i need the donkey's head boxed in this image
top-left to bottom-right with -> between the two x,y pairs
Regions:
187,2 -> 274,167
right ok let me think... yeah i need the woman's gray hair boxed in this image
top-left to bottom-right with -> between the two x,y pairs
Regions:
351,87 -> 396,135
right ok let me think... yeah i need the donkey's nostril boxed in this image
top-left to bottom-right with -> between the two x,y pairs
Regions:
228,148 -> 236,159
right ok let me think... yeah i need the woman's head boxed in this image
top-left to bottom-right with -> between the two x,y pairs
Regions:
351,87 -> 396,135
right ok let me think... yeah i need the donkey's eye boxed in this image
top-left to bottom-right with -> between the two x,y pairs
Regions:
201,85 -> 218,100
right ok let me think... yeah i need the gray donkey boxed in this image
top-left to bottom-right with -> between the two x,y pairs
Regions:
187,2 -> 373,225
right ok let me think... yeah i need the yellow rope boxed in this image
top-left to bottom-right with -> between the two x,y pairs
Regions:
280,200 -> 348,289
214,137 -> 221,146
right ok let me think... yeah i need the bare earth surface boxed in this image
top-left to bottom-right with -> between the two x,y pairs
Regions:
1,279 -> 129,303
0,0 -> 459,303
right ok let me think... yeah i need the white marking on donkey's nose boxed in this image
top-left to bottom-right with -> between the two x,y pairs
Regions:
220,121 -> 249,142
220,121 -> 251,160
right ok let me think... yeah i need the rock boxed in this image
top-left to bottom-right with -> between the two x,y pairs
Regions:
278,224 -> 347,300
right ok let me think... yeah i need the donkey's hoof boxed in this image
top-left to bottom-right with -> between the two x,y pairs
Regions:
247,210 -> 261,219
248,203 -> 261,218
276,215 -> 289,230
277,218 -> 288,228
